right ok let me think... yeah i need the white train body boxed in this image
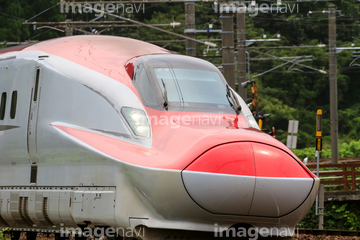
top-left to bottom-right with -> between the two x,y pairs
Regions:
0,36 -> 318,238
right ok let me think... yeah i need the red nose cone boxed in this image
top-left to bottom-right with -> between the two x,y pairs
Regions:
185,142 -> 312,178
185,142 -> 255,176
252,143 -> 312,178
182,142 -> 315,217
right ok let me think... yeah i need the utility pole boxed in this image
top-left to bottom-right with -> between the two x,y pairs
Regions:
221,3 -> 236,89
185,2 -> 196,56
65,19 -> 73,36
237,11 -> 246,98
329,4 -> 338,164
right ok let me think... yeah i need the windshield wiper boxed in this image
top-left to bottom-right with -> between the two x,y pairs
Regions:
161,79 -> 169,110
226,85 -> 242,115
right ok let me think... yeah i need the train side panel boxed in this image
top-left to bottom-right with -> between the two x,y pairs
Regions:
0,56 -> 37,185
0,53 -> 149,230
35,59 -> 125,185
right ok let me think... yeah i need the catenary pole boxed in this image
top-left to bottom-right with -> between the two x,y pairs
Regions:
185,2 -> 196,56
221,3 -> 236,89
329,4 -> 338,164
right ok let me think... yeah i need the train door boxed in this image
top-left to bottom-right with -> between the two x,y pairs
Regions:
27,60 -> 44,166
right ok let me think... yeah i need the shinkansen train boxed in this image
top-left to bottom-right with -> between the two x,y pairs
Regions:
0,36 -> 319,239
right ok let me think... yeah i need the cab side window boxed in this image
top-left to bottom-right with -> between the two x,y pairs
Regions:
0,92 -> 6,120
133,64 -> 159,106
10,91 -> 18,119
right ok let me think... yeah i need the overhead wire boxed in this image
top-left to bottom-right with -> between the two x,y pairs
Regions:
0,12 -> 25,21
25,3 -> 60,22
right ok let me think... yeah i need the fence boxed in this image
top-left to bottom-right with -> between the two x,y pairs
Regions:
306,162 -> 360,191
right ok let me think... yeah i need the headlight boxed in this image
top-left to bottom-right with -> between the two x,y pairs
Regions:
121,107 -> 151,138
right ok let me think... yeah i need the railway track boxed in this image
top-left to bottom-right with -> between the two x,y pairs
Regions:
295,229 -> 360,239
5,229 -> 360,240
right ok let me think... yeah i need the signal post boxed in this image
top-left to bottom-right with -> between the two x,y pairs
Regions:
315,109 -> 324,229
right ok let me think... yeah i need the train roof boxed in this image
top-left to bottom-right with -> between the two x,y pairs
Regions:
0,35 -> 170,58
0,35 -> 172,84
29,35 -> 170,60
0,42 -> 38,55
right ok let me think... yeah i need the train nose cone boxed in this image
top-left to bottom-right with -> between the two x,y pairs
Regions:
182,142 -> 315,217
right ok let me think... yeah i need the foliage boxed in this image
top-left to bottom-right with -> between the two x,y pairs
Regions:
292,139 -> 360,160
299,202 -> 360,230
339,140 -> 360,158
0,229 -> 10,240
338,104 -> 360,140
0,0 -> 63,42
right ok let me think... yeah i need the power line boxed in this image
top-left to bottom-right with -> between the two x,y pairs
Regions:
24,21 -> 126,25
0,12 -> 25,21
248,45 -> 327,49
84,6 -> 217,46
25,3 -> 60,22
250,49 -> 327,74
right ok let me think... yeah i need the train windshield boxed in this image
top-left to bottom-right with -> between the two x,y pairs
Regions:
154,68 -> 229,105
132,54 -> 242,114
